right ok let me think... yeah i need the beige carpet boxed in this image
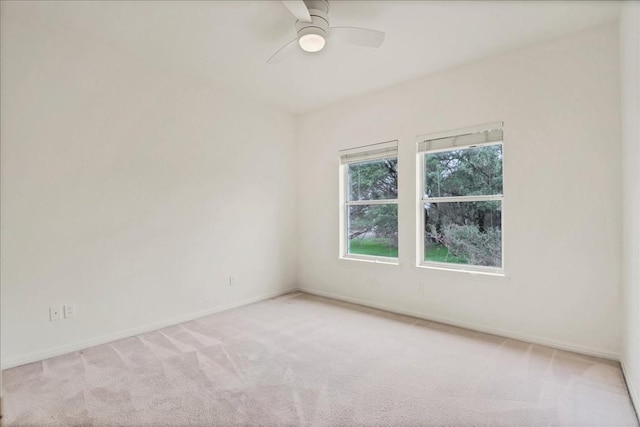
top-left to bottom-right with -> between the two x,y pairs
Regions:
2,292 -> 638,426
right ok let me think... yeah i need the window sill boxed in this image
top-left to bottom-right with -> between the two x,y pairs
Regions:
339,255 -> 399,266
415,263 -> 507,278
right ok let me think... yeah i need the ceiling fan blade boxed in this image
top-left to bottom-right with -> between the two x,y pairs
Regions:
281,0 -> 312,23
267,39 -> 299,64
329,27 -> 385,48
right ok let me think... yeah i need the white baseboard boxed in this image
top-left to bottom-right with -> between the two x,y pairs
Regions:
1,287 -> 296,370
297,287 -> 621,361
2,285 -> 622,371
621,360 -> 640,423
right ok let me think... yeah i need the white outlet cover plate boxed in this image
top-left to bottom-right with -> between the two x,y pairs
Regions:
50,306 -> 63,321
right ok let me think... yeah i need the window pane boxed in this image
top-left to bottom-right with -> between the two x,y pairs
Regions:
348,204 -> 398,258
424,145 -> 502,198
348,158 -> 398,201
424,201 -> 502,268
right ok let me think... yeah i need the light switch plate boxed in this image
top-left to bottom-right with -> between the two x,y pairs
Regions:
64,304 -> 76,318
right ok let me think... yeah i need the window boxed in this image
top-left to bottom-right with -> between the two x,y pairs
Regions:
340,141 -> 398,262
417,124 -> 504,273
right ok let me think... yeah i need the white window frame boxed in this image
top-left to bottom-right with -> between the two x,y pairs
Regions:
416,123 -> 504,275
339,141 -> 399,264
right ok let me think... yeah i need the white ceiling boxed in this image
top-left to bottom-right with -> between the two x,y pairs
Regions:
6,1 -> 621,113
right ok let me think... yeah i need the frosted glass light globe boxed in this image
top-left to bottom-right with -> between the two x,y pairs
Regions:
299,33 -> 326,52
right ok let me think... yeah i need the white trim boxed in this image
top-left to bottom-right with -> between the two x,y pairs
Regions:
422,195 -> 503,204
417,262 -> 505,276
416,135 -> 505,272
621,360 -> 640,423
417,150 -> 426,266
417,121 -> 503,144
420,141 -> 502,155
340,140 -> 398,164
340,147 -> 399,260
297,287 -> 621,361
340,254 -> 399,265
418,131 -> 502,153
339,139 -> 398,154
3,286 -> 627,385
1,287 -> 297,370
338,162 -> 347,258
346,199 -> 398,206
500,134 -> 506,273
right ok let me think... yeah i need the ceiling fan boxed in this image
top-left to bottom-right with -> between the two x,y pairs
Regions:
267,0 -> 385,63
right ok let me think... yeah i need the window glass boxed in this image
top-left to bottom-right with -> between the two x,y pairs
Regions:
342,152 -> 398,260
420,137 -> 503,271
349,158 -> 398,201
348,204 -> 398,258
424,145 -> 502,198
423,201 -> 502,267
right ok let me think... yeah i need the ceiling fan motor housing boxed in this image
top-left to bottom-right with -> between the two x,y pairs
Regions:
295,0 -> 329,40
267,0 -> 384,63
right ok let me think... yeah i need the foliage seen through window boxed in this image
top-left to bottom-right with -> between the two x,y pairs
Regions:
347,158 -> 398,258
423,144 -> 503,268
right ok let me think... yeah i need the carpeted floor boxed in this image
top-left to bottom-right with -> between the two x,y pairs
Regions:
2,292 -> 638,426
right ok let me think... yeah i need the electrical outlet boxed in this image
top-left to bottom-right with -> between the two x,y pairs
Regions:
50,306 -> 63,321
64,304 -> 76,318
229,276 -> 236,286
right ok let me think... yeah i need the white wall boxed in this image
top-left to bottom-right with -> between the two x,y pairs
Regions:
0,7 -> 297,368
296,24 -> 622,358
0,4 -> 627,373
621,0 -> 640,412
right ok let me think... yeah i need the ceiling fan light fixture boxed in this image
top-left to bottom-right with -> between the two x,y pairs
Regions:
299,33 -> 325,52
267,0 -> 385,63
